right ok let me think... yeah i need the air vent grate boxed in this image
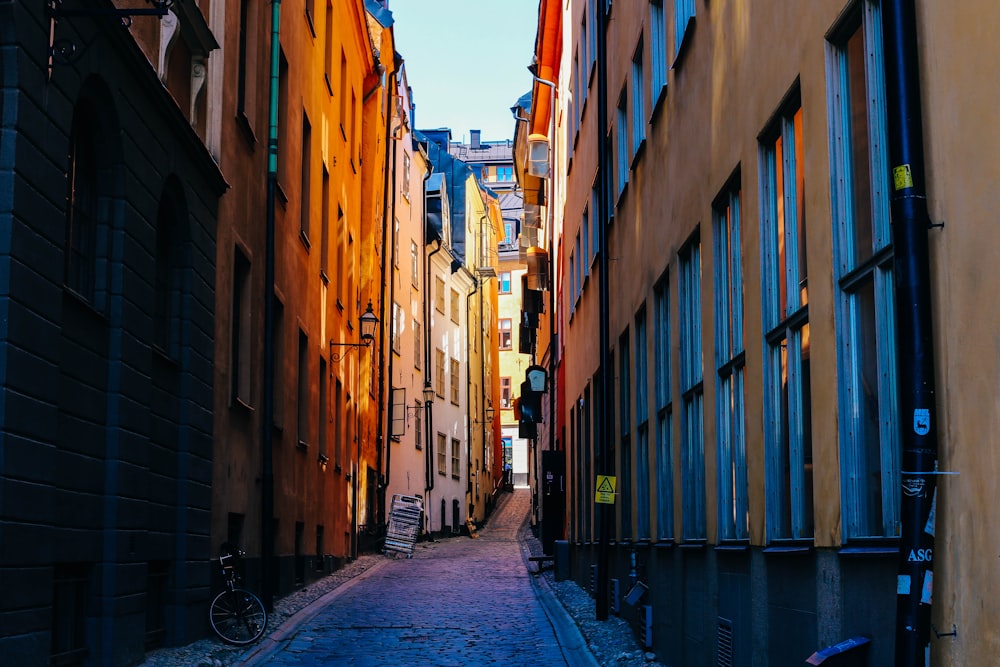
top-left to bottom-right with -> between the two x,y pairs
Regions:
717,617 -> 734,667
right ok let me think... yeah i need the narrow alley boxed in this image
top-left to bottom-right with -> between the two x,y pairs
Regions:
240,489 -> 593,666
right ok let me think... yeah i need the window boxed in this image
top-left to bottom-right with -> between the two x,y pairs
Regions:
403,152 -> 411,196
588,0 -> 598,78
500,377 -> 512,408
591,185 -> 600,263
339,50 -> 347,137
714,180 -> 748,541
435,349 -> 446,397
827,2 -> 898,539
66,99 -> 101,304
674,0 -> 695,58
411,241 -> 419,286
499,271 -> 512,294
574,234 -> 582,302
499,318 -> 512,350
272,299 -> 284,428
392,301 -> 403,354
323,0 -> 333,94
232,247 -> 252,404
581,208 -> 591,281
761,100 -> 814,542
451,438 -> 461,478
320,168 -> 330,279
304,0 -> 315,34
616,90 -> 628,198
679,237 -> 704,540
496,166 -> 513,181
635,307 -> 651,539
438,433 -> 447,475
300,111 -> 312,244
654,278 -> 673,540
649,1 -> 667,106
414,402 -> 422,449
450,288 -> 461,324
632,42 -> 645,154
237,0 -> 259,133
569,253 -> 577,314
393,218 -> 400,267
153,188 -> 184,357
619,330 -> 632,540
414,320 -> 422,369
51,563 -> 91,666
297,329 -> 309,447
435,277 -> 446,313
318,357 -> 328,459
450,358 -> 460,405
336,205 -> 345,305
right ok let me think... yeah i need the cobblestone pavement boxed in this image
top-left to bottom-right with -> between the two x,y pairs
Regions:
242,488 -> 588,666
140,489 -> 663,667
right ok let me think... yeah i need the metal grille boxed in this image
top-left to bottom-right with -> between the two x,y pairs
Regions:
717,617 -> 734,667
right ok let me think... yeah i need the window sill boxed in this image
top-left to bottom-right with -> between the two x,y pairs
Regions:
297,440 -> 309,452
236,111 -> 258,149
715,541 -> 750,553
671,16 -> 697,71
650,85 -> 668,126
230,396 -> 254,414
615,182 -> 629,211
678,539 -> 707,550
299,230 -> 311,251
630,139 -> 647,171
762,544 -> 812,555
839,545 -> 899,557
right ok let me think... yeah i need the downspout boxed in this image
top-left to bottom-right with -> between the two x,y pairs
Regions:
883,1 -> 939,665
260,0 -> 281,614
377,60 -> 402,527
425,227 -> 442,537
595,0 -> 612,622
464,272 -> 479,513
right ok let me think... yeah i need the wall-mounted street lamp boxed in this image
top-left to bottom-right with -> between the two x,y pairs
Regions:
474,406 -> 496,425
329,300 -> 379,363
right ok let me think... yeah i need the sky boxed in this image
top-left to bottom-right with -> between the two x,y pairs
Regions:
386,0 -> 540,143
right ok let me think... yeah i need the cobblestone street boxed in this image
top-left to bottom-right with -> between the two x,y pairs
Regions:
239,489 -> 593,666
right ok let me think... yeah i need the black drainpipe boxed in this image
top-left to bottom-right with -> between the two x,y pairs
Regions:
882,1 -> 939,665
594,0 -> 611,622
464,273 -> 479,511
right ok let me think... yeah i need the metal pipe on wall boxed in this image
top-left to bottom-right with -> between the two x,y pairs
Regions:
882,0 -> 940,664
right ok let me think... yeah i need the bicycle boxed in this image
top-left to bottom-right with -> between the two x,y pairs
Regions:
208,543 -> 268,645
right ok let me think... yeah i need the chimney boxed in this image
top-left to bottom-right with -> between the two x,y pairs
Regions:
470,129 -> 481,149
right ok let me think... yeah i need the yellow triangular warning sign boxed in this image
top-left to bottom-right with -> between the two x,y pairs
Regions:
596,476 -> 615,493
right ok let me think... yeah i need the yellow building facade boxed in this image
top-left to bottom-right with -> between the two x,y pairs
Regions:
528,0 -> 1000,664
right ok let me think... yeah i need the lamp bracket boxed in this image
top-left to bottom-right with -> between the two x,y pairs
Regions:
45,0 -> 174,78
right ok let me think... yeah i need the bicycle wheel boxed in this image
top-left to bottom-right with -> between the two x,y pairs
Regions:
209,588 -> 268,645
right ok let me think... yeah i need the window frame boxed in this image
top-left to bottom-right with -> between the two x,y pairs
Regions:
713,180 -> 748,542
826,1 -> 899,540
678,236 -> 705,541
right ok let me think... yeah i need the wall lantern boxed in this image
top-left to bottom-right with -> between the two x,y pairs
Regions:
422,381 -> 435,405
329,300 -> 379,362
527,134 -> 550,178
